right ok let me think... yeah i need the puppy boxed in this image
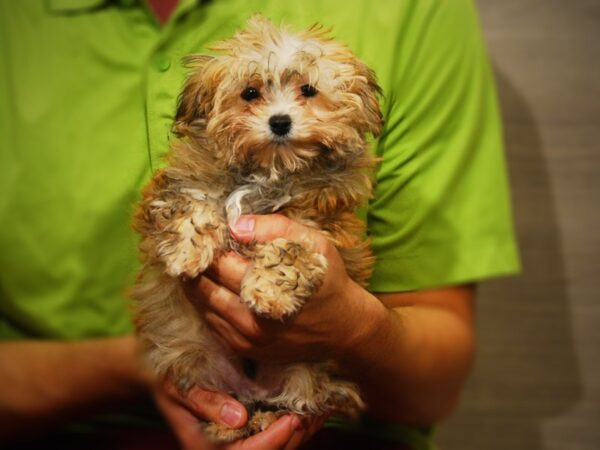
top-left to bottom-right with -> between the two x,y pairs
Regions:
132,15 -> 382,441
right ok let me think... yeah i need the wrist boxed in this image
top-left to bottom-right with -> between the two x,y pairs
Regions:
330,280 -> 393,366
100,336 -> 153,395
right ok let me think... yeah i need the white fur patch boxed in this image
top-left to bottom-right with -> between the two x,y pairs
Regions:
225,186 -> 254,226
225,179 -> 295,226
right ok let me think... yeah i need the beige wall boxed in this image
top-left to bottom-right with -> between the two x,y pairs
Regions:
437,1 -> 600,449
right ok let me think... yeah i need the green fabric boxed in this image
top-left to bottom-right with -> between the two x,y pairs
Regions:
0,0 -> 520,448
364,1 -> 521,291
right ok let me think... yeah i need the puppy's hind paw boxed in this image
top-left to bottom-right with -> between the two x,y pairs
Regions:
248,410 -> 279,434
201,411 -> 280,443
202,422 -> 248,443
241,238 -> 327,320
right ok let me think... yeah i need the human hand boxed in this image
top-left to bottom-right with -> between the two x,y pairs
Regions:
153,379 -> 327,450
185,213 -> 376,363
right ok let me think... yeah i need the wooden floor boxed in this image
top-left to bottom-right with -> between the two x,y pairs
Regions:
437,1 -> 600,449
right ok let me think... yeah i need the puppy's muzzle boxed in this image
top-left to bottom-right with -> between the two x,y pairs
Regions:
269,114 -> 292,137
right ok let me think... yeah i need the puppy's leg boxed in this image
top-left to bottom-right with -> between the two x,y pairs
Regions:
266,363 -> 364,418
240,238 -> 327,319
288,379 -> 364,418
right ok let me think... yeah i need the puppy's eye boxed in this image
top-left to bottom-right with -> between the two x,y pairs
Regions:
241,87 -> 260,101
300,84 -> 318,97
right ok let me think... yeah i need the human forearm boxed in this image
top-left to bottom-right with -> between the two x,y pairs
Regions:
336,283 -> 476,425
0,336 -> 148,440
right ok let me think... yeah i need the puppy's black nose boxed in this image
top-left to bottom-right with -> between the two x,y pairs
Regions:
269,114 -> 292,136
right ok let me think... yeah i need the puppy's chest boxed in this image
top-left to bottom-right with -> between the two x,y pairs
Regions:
224,182 -> 299,225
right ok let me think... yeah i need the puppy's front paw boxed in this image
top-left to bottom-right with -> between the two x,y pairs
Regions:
241,238 -> 327,319
157,205 -> 226,278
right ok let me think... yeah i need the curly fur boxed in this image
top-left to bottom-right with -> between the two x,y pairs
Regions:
131,15 -> 382,441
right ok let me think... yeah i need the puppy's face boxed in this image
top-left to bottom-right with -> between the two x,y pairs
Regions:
176,16 -> 382,178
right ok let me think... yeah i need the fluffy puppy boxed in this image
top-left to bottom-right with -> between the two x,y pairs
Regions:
132,15 -> 382,441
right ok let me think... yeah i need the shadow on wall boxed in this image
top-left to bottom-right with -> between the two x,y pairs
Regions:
437,67 -> 582,449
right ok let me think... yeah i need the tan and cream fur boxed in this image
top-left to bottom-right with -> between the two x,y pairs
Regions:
132,16 -> 382,441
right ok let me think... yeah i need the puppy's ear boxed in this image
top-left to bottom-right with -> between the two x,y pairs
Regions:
353,62 -> 383,137
174,55 -> 216,137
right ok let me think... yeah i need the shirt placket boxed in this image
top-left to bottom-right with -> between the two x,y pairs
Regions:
142,0 -> 199,171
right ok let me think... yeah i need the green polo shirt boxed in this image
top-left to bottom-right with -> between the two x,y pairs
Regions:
0,0 -> 519,448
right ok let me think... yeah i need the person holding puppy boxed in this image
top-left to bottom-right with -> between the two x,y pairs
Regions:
0,1 -> 519,449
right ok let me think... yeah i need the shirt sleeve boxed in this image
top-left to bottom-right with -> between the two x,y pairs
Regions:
367,0 -> 520,292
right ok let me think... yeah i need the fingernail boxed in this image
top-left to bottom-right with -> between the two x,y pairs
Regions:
232,216 -> 255,236
220,402 -> 243,427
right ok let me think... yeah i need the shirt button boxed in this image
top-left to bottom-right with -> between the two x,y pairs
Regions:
153,53 -> 171,72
